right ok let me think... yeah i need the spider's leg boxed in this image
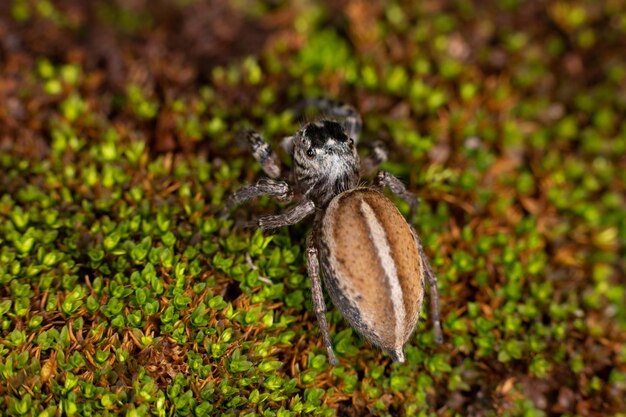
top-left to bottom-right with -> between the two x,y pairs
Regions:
244,130 -> 283,179
257,199 -> 315,231
360,141 -> 388,177
226,178 -> 293,212
412,230 -> 443,344
303,98 -> 362,145
375,171 -> 420,221
380,171 -> 442,343
306,234 -> 338,365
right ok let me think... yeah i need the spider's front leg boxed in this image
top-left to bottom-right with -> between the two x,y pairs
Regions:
244,130 -> 283,179
360,141 -> 388,177
375,171 -> 420,220
225,130 -> 291,215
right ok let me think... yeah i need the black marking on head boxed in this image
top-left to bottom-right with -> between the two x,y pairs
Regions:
323,120 -> 349,143
304,120 -> 349,149
304,123 -> 328,149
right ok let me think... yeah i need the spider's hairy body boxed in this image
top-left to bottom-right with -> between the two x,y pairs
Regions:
293,120 -> 360,206
229,99 -> 442,365
317,188 -> 426,362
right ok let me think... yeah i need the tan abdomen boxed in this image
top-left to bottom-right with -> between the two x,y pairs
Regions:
318,188 -> 425,357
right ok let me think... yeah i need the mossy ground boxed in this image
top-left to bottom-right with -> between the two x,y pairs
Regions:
1,1 -> 625,416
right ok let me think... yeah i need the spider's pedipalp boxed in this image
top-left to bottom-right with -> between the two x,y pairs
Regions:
281,135 -> 295,155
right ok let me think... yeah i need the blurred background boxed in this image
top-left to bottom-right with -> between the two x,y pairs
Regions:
0,1 -> 625,416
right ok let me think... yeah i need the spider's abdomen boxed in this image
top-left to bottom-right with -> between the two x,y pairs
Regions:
317,188 -> 425,362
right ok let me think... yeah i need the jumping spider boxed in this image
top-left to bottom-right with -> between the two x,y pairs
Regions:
229,99 -> 442,364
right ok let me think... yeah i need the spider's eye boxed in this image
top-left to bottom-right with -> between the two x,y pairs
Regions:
306,148 -> 316,159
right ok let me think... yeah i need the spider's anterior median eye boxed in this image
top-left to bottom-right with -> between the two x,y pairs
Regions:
306,148 -> 316,158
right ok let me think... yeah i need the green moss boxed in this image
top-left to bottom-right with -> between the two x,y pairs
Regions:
0,0 -> 625,415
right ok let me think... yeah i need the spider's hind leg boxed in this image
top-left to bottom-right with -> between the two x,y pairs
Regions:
244,130 -> 283,179
407,228 -> 444,345
306,234 -> 339,365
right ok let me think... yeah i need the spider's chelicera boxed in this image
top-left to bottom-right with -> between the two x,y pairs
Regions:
229,99 -> 442,365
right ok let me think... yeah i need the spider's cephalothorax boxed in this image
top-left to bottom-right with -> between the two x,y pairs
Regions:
229,99 -> 442,365
292,120 -> 360,207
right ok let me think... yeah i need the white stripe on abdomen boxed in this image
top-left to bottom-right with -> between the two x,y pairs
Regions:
359,199 -> 406,350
